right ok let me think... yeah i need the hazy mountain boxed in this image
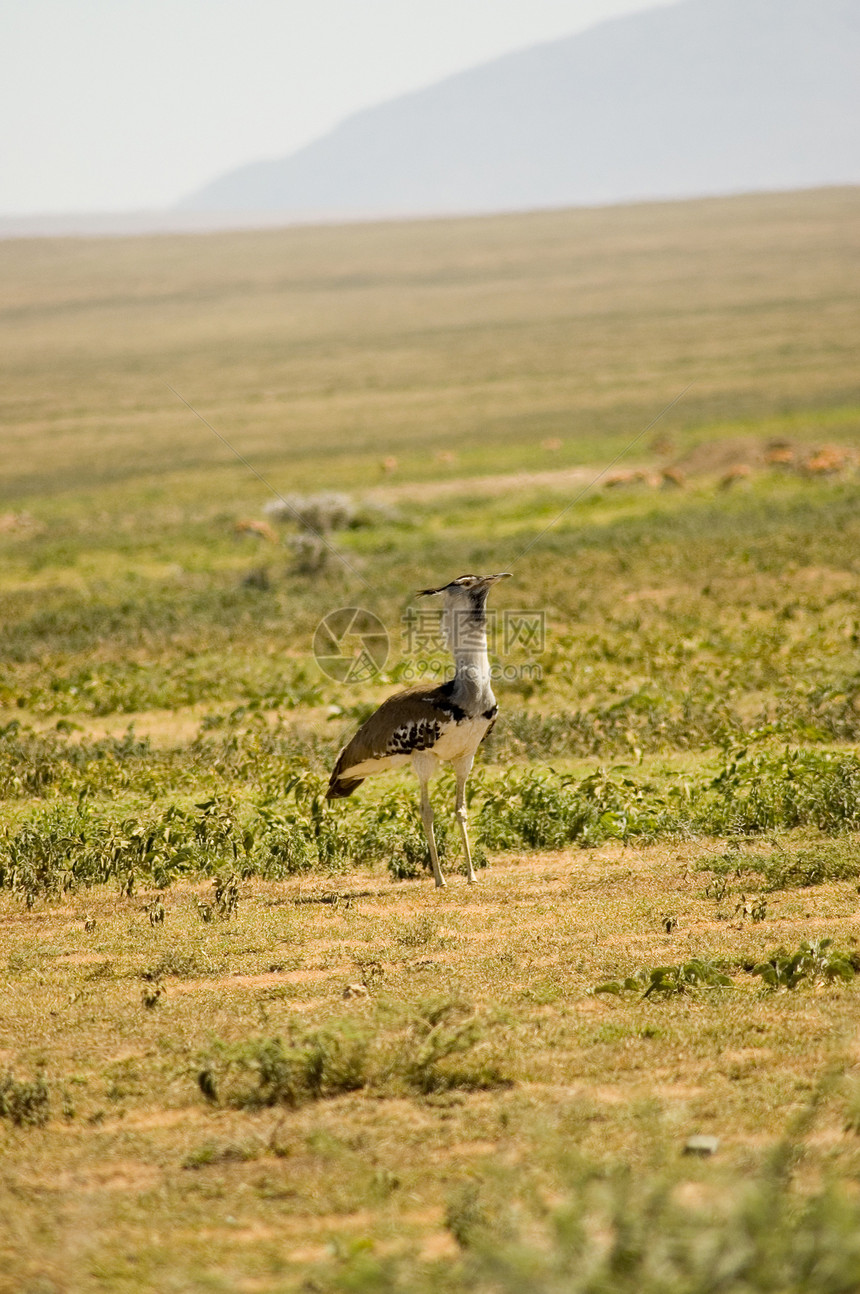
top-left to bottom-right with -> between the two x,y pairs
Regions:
181,0 -> 860,218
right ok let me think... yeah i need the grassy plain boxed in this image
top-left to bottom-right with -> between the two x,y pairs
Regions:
1,187 -> 860,1292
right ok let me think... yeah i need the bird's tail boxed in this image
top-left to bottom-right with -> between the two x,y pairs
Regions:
325,776 -> 365,800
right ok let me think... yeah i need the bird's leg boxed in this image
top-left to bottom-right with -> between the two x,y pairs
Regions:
418,775 -> 445,889
452,754 -> 477,884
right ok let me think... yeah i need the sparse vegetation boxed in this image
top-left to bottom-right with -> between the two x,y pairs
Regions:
0,188 -> 858,1290
432,1154 -> 860,1294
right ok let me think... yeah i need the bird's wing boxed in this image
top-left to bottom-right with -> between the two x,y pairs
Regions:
328,686 -> 454,788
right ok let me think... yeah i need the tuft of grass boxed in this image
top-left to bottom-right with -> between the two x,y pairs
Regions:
182,1140 -> 259,1170
144,949 -> 219,981
396,914 -> 440,948
0,1071 -> 50,1127
197,1021 -> 377,1110
404,999 -> 507,1095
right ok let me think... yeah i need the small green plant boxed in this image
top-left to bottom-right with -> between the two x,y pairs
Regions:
736,893 -> 768,922
141,979 -> 163,1008
594,958 -> 732,998
704,873 -> 731,902
212,873 -> 239,919
751,938 -> 859,989
146,897 -> 165,926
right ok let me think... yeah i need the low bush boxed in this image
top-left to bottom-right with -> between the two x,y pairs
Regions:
0,720 -> 159,799
2,745 -> 859,902
196,1000 -> 508,1110
321,1138 -> 860,1294
597,941 -> 859,1000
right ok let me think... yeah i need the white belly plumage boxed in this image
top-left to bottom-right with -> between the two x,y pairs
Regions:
430,715 -> 493,761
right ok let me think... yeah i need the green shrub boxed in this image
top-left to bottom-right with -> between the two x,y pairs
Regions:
3,745 -> 859,901
198,1022 -> 373,1110
703,747 -> 860,835
476,767 -> 677,850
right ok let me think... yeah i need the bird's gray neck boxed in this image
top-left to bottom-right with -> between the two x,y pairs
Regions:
444,604 -> 496,713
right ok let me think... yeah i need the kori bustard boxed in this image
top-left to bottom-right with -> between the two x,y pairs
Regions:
326,573 -> 511,887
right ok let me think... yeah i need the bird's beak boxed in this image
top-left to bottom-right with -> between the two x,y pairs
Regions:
485,572 -> 512,585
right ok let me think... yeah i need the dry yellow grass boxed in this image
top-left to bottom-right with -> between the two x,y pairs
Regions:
2,838 -> 860,1291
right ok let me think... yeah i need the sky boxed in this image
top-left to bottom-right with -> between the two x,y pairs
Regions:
1,0 -> 677,215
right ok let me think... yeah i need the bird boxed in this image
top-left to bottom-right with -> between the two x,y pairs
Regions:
326,573 -> 511,888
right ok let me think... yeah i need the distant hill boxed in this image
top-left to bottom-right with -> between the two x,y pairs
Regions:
182,0 -> 860,218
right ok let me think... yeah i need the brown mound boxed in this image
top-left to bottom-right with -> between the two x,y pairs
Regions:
672,436 -> 858,480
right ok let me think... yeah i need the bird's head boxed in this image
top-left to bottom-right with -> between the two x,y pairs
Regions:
418,572 -> 511,605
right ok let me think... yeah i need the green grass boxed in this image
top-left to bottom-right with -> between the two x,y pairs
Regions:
1,187 -> 860,1291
